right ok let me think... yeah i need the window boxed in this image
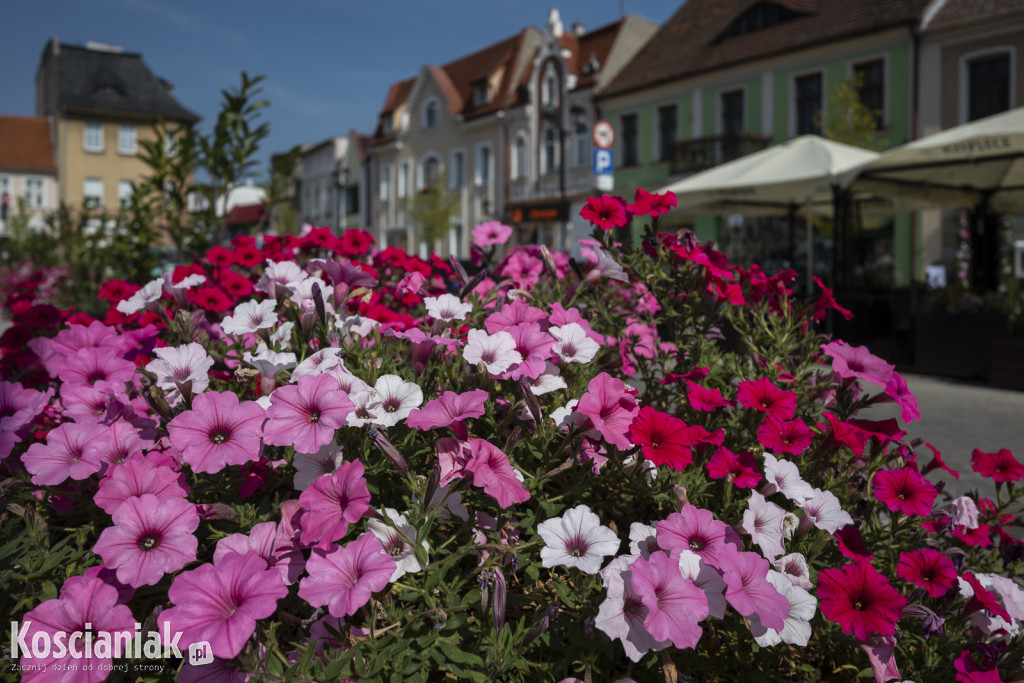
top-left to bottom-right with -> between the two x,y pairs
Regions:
118,180 -> 133,208
422,98 -> 440,129
543,127 -> 558,174
720,3 -> 799,40
398,161 -> 410,198
795,73 -> 823,135
657,104 -> 678,163
84,178 -> 104,207
380,163 -> 392,200
854,59 -> 885,129
118,125 -> 137,154
422,156 -> 440,189
476,144 -> 492,187
345,186 -> 359,215
0,176 -> 10,217
382,116 -> 393,134
25,178 -> 44,209
621,113 -> 639,167
84,123 -> 103,152
450,150 -> 465,189
514,135 -> 528,179
164,130 -> 177,156
544,75 -> 557,107
722,90 -> 745,134
969,53 -> 1011,121
574,122 -> 590,168
472,82 -> 489,107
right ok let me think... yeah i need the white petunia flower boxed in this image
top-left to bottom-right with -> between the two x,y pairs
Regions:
772,552 -> 812,590
528,362 -> 568,396
222,299 -> 279,336
549,322 -> 601,364
370,375 -> 423,427
761,452 -> 815,504
368,508 -> 428,581
116,278 -> 164,314
537,504 -> 620,574
677,549 -> 728,619
749,570 -> 816,647
741,491 -> 788,560
145,342 -> 213,405
462,329 -> 522,376
292,348 -> 344,379
798,488 -> 853,534
424,294 -> 473,322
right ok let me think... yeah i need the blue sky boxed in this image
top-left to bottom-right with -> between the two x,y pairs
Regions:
2,0 -> 677,178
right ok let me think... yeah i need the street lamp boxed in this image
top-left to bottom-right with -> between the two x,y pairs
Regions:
336,165 -> 350,232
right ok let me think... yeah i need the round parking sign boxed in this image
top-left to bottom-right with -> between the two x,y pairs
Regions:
592,120 -> 614,149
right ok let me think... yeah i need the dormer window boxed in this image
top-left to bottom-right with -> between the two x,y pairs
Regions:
719,2 -> 800,41
422,97 -> 440,129
472,82 -> 490,107
382,116 -> 393,134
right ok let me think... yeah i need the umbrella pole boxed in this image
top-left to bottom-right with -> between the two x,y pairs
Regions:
788,204 -> 797,269
806,198 -> 814,296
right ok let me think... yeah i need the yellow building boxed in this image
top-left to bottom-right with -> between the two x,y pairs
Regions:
35,38 -> 199,214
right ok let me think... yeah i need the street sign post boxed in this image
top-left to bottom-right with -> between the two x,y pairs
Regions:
592,120 -> 614,149
593,148 -> 614,175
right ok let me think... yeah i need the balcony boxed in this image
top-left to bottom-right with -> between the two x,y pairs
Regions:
509,169 -> 596,204
669,133 -> 773,175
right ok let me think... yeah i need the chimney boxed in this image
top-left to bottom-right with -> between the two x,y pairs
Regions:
572,22 -> 585,36
158,77 -> 175,96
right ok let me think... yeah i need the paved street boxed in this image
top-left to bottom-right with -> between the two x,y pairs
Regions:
860,374 -> 1024,498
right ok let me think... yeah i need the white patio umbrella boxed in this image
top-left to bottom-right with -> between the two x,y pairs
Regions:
659,135 -> 882,292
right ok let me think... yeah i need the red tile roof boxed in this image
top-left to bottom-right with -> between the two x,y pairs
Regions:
922,0 -> 1024,32
574,19 -> 625,90
601,0 -> 931,98
0,116 -> 56,172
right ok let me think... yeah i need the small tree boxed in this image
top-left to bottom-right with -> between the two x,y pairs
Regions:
816,74 -> 888,151
408,170 -> 460,254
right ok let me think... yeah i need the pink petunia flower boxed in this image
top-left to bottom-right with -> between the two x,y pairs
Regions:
93,494 -> 200,587
58,346 -> 136,392
462,329 -> 523,376
883,371 -> 920,423
818,560 -> 906,640
537,505 -> 620,574
168,391 -> 266,474
706,448 -> 762,488
656,503 -> 740,569
971,447 -> 1024,482
873,467 -> 938,517
465,438 -> 530,508
736,377 -> 796,420
263,373 -> 354,453
820,340 -> 894,388
23,422 -> 107,485
214,521 -> 305,586
472,220 -> 513,247
94,456 -> 189,515
19,575 -> 136,683
298,532 -> 396,618
499,322 -> 555,380
0,380 -> 49,432
406,389 -> 488,440
757,416 -> 814,456
596,556 -> 670,662
576,372 -> 639,451
718,546 -> 789,631
298,458 -> 371,549
159,551 -> 288,659
896,549 -> 957,598
485,298 -> 548,334
628,550 -> 708,649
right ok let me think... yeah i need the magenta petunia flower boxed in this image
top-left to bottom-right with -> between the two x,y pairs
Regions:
596,557 -> 669,662
537,505 -> 620,574
159,550 -> 288,659
579,194 -> 628,231
656,504 -> 740,568
58,346 -> 136,391
214,521 -> 305,586
23,422 -> 107,485
94,456 -> 189,515
873,467 -> 938,517
472,220 -> 513,247
406,389 -> 488,440
298,459 -> 371,549
168,391 -> 266,474
896,549 -> 956,598
718,546 -> 788,631
971,447 -> 1024,482
498,322 -> 555,380
263,373 -> 354,453
883,371 -> 920,423
627,187 -> 677,217
19,575 -> 136,683
757,416 -> 814,456
576,372 -> 639,451
820,340 -> 894,388
298,532 -> 396,618
484,298 -> 548,334
706,448 -> 762,488
686,381 -> 732,411
0,380 -> 49,432
628,550 -> 708,649
818,560 -> 906,640
736,377 -> 796,420
93,494 -> 200,588
465,438 -> 531,508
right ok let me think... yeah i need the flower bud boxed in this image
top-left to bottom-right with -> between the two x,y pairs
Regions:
540,245 -> 558,278
518,377 -> 541,424
145,385 -> 175,421
492,569 -> 507,632
367,426 -> 409,476
448,254 -> 470,286
460,269 -> 487,299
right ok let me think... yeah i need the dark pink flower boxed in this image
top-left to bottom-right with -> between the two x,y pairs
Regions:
736,378 -> 796,420
484,298 -> 548,334
298,532 -> 396,617
706,448 -> 761,488
23,422 -> 106,485
896,549 -> 956,598
628,406 -> 695,471
656,503 -> 740,568
921,442 -> 959,479
498,322 -> 555,380
0,379 -> 48,431
580,195 -> 628,230
263,373 -> 354,453
576,372 -> 639,451
971,448 -> 1024,483
465,438 -> 530,508
687,382 -> 732,411
214,521 -> 305,586
93,494 -> 200,587
94,456 -> 189,515
818,560 -> 906,640
627,187 -> 677,217
19,575 -> 136,683
757,416 -> 814,456
873,467 -> 938,517
298,459 -> 371,549
168,391 -> 266,474
406,389 -> 488,440
884,371 -> 920,423
820,340 -> 894,388
58,346 -> 136,391
628,550 -> 708,649
835,525 -> 873,562
159,551 -> 288,659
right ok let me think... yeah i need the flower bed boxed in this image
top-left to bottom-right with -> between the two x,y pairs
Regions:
1,191 -> 1023,682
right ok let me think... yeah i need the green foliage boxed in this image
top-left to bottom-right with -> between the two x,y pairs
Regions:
817,74 -> 888,151
408,171 -> 461,249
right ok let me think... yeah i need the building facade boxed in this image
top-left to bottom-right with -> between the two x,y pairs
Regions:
35,39 -> 199,214
0,115 -> 58,233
